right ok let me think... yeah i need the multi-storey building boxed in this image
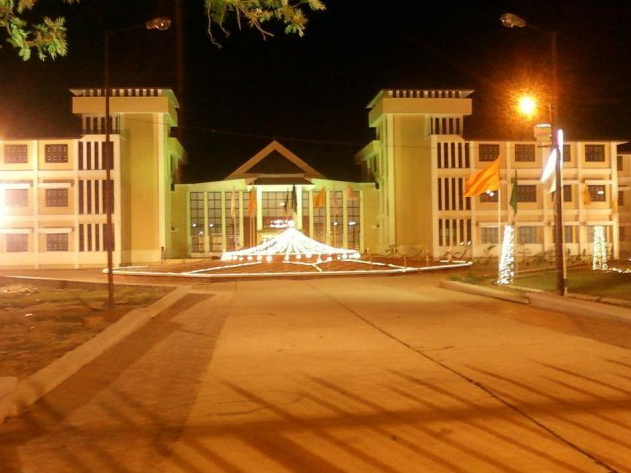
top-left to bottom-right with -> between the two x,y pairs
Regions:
0,88 -> 184,269
1,87 -> 628,268
356,89 -> 630,260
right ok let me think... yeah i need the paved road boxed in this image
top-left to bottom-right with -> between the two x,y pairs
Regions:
1,274 -> 631,472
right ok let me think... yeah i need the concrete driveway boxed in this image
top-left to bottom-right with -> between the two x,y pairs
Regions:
2,274 -> 631,472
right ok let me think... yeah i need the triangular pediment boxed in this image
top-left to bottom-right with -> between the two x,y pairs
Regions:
226,140 -> 325,180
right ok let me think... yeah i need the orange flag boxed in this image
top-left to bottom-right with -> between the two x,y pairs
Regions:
464,158 -> 501,197
314,188 -> 326,208
346,183 -> 359,201
248,189 -> 257,217
582,185 -> 592,206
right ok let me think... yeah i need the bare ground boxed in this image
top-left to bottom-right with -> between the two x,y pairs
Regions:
0,284 -> 168,379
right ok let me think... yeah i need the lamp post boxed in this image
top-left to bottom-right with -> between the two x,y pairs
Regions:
104,16 -> 172,309
501,13 -> 566,296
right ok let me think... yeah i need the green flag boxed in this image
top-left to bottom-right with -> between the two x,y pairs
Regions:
509,171 -> 518,215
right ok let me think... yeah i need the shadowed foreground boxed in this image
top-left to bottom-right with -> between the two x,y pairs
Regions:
1,275 -> 630,472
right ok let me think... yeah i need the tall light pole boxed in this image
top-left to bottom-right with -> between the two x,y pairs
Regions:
501,13 -> 566,296
104,16 -> 172,309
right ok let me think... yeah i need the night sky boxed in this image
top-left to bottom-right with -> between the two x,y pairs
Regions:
1,0 -> 631,182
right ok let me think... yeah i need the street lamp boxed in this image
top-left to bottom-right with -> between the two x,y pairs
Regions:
501,12 -> 566,296
104,16 -> 172,309
517,95 -> 537,119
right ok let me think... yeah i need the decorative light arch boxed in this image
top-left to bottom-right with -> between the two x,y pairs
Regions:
222,221 -> 360,263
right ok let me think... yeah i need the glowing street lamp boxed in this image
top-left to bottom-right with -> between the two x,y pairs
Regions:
517,95 -> 537,119
501,12 -> 566,296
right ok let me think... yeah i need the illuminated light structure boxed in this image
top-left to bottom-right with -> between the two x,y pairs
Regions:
497,225 -> 515,285
592,225 -> 608,271
221,221 -> 360,263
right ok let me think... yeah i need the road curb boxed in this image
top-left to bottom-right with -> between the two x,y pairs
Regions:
528,291 -> 631,323
0,285 -> 191,425
440,280 -> 631,323
440,280 -> 530,304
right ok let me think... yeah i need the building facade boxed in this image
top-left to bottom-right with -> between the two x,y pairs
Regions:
1,87 -> 629,269
170,141 -> 376,257
356,89 -> 631,260
0,88 -> 184,269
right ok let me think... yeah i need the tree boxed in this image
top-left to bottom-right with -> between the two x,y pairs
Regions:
0,0 -> 78,60
205,0 -> 326,45
0,0 -> 326,60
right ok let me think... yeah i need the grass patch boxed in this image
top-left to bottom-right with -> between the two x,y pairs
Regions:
449,260 -> 631,301
515,268 -> 631,301
448,271 -> 485,284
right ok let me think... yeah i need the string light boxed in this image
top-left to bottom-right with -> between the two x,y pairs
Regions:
592,225 -> 608,271
221,220 -> 361,262
498,225 -> 515,285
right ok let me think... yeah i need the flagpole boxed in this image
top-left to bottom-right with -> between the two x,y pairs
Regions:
497,185 -> 502,282
512,171 -> 518,275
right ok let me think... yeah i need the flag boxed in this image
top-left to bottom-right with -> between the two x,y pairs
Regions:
509,171 -> 518,215
292,185 -> 298,210
464,158 -> 500,197
549,176 -> 557,194
582,184 -> 592,206
331,189 -> 340,217
314,188 -> 326,208
346,183 -> 359,201
541,148 -> 557,183
248,188 -> 257,217
284,188 -> 291,215
230,190 -> 236,219
291,185 -> 298,220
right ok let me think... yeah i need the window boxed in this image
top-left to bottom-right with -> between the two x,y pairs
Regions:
564,226 -> 574,244
562,144 -> 571,162
587,225 -> 608,243
262,191 -> 292,229
329,190 -> 343,247
563,185 -> 572,202
517,185 -> 537,203
189,191 -> 205,253
4,189 -> 28,207
585,144 -> 605,162
226,191 -> 240,250
480,227 -> 498,244
45,188 -> 69,207
102,141 -> 114,170
479,144 -> 499,162
6,233 -> 28,252
44,144 -> 69,163
4,144 -> 28,164
311,191 -> 326,243
553,225 -> 574,244
517,226 -> 537,244
617,155 -> 624,171
46,233 -> 68,251
621,227 -> 627,243
207,191 -> 222,252
619,191 -> 624,207
588,185 -> 606,202
515,144 -> 535,162
480,191 -> 498,203
347,191 -> 360,250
